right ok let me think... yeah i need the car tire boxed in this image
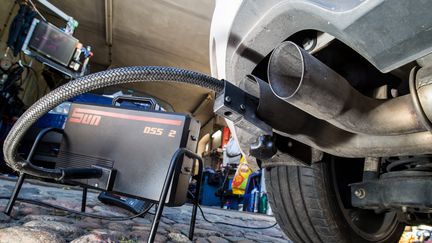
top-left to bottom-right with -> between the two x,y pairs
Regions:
265,156 -> 405,243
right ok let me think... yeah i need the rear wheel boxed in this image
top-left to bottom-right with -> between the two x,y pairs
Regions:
265,155 -> 404,243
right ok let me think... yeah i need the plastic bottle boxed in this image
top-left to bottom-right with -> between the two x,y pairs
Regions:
249,188 -> 258,212
259,192 -> 268,214
253,188 -> 259,213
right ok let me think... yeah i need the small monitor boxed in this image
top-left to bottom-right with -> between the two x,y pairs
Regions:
28,21 -> 78,66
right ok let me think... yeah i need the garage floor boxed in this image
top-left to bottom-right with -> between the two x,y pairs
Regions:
0,177 -> 291,243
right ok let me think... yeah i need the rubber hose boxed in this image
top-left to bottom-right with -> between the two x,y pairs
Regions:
3,66 -> 224,180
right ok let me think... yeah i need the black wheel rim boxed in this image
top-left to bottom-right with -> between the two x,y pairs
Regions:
329,156 -> 401,242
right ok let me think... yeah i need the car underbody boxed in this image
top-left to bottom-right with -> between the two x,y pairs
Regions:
210,0 -> 432,242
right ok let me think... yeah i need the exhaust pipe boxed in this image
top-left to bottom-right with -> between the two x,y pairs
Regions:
249,75 -> 432,157
251,41 -> 432,157
413,66 -> 432,131
267,41 -> 425,136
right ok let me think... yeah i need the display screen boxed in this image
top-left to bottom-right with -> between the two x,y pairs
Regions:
28,21 -> 78,66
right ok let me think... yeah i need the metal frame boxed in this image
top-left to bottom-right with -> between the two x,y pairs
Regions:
36,0 -> 77,35
37,0 -> 74,23
4,128 -> 203,243
148,147 -> 203,242
3,127 -> 90,215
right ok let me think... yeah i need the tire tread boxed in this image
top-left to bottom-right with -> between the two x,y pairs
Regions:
267,165 -> 345,243
266,163 -> 403,243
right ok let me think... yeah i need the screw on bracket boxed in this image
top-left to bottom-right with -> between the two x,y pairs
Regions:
354,188 -> 366,199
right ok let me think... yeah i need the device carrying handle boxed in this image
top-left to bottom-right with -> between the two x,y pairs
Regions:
112,96 -> 158,110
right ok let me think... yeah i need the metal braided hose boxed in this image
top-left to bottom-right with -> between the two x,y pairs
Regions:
3,66 -> 224,180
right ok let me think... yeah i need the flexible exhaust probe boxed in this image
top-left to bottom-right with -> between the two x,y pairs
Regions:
2,66 -> 224,180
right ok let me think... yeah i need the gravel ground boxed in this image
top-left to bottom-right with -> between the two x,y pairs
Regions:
0,177 -> 291,243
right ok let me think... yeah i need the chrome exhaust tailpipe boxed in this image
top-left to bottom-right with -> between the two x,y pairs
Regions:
267,41 -> 425,136
260,41 -> 432,157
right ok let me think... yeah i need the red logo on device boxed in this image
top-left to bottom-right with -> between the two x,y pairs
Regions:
69,109 -> 101,126
68,107 -> 183,127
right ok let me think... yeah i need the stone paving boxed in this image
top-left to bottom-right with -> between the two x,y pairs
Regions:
0,176 -> 291,242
